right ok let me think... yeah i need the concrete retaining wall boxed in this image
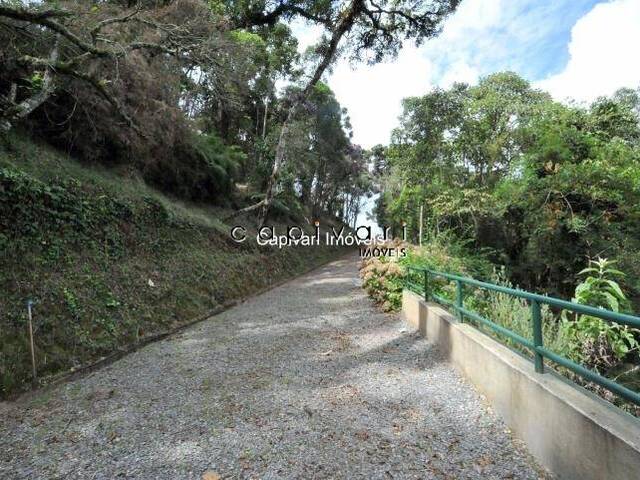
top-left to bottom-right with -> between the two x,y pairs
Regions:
402,289 -> 640,480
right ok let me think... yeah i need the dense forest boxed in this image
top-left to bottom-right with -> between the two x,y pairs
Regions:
375,72 -> 640,302
1,0 -> 373,223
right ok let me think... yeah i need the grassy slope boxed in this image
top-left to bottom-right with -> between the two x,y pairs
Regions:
0,133 -> 346,397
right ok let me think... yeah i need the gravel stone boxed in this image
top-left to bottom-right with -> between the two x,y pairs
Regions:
0,255 -> 551,479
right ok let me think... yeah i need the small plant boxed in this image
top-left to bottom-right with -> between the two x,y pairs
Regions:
574,258 -> 628,312
563,258 -> 639,370
63,288 -> 81,320
28,72 -> 44,90
105,297 -> 121,308
468,267 -> 572,357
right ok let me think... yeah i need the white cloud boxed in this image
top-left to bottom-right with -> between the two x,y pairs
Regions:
438,60 -> 480,88
327,0 -> 506,148
289,19 -> 324,53
290,0 -> 640,148
289,20 -> 431,148
329,45 -> 434,148
289,21 -> 436,148
325,1 -> 502,148
439,0 -> 503,42
536,0 -> 640,102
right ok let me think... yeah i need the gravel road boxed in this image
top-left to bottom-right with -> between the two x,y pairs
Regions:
0,254 -> 549,479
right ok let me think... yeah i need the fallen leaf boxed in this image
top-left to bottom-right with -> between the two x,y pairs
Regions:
202,471 -> 221,480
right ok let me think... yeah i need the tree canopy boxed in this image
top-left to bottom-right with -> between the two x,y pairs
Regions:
3,0 -> 423,222
376,72 -> 640,302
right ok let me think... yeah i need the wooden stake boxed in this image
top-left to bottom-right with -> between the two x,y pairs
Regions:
27,300 -> 37,385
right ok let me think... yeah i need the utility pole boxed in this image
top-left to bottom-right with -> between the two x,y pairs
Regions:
419,204 -> 423,246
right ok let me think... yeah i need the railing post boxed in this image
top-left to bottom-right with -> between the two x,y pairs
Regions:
531,300 -> 545,373
456,280 -> 464,322
423,270 -> 429,301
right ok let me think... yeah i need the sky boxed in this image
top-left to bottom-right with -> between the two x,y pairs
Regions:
293,0 -> 640,149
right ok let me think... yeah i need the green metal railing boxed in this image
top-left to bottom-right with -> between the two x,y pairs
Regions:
405,266 -> 640,407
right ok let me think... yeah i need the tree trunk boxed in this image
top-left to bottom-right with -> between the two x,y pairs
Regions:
257,105 -> 296,227
255,1 -> 361,227
262,96 -> 268,138
419,204 -> 424,246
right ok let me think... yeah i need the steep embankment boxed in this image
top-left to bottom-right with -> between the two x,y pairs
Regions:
0,133 -> 346,397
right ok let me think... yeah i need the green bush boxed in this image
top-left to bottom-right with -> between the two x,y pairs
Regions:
0,167 -> 136,253
562,258 -> 639,370
408,253 -> 640,415
145,132 -> 245,203
360,247 -> 405,312
469,267 -> 573,357
361,236 -> 493,312
400,235 -> 493,304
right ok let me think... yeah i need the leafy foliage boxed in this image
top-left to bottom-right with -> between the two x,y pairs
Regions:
378,73 -> 640,304
374,74 -> 640,409
0,1 -> 374,223
360,240 -> 407,312
362,235 -> 493,312
146,132 -> 245,202
0,166 -> 135,255
563,258 -> 639,369
469,268 -> 573,359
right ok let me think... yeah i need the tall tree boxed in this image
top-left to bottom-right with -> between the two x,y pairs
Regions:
226,0 -> 460,226
0,1 -> 216,133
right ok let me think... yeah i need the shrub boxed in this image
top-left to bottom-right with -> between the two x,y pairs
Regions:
401,234 -> 493,304
562,258 -> 639,371
470,267 -> 573,357
361,235 -> 492,312
0,167 -> 135,252
360,240 -> 407,312
144,132 -> 245,203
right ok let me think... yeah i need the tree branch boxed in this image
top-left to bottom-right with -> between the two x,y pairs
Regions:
90,5 -> 142,44
0,6 -> 113,57
0,4 -> 211,135
1,35 -> 60,132
236,2 -> 333,28
0,6 -> 73,22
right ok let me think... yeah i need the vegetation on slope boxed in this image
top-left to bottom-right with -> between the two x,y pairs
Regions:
0,133 -> 346,397
2,1 -> 413,397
